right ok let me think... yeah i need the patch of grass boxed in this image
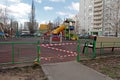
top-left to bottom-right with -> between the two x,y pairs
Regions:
0,64 -> 48,80
81,56 -> 120,79
100,67 -> 118,78
100,62 -> 120,78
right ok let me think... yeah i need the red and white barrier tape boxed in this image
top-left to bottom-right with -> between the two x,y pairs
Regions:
40,42 -> 77,47
40,53 -> 77,61
47,46 -> 77,54
40,42 -> 78,61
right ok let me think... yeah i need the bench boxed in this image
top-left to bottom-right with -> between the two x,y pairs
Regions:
83,36 -> 120,58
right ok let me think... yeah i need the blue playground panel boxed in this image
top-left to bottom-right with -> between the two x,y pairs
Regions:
0,32 -> 4,35
69,26 -> 74,30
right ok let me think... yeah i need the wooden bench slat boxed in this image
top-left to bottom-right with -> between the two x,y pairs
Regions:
96,36 -> 120,48
82,36 -> 120,59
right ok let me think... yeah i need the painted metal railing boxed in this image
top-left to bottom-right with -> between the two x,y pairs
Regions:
76,37 -> 120,62
0,41 -> 40,65
76,38 -> 94,62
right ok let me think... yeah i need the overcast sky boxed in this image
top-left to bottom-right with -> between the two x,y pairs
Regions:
0,0 -> 79,24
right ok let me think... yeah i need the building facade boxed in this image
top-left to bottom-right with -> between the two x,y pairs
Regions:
103,0 -> 120,37
79,0 -> 94,34
72,13 -> 81,34
79,0 -> 120,36
92,0 -> 103,35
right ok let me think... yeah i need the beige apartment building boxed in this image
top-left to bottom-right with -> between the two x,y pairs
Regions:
79,0 -> 103,35
79,0 -> 94,34
91,0 -> 103,35
103,0 -> 120,37
79,0 -> 120,36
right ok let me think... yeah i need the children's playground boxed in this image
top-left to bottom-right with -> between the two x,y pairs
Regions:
0,37 -> 78,64
0,19 -> 120,65
0,19 -> 78,65
0,36 -> 120,65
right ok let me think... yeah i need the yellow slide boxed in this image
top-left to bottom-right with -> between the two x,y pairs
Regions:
52,25 -> 65,34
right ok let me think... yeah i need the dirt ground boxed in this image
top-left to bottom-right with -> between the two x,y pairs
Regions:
81,55 -> 120,80
0,64 -> 47,80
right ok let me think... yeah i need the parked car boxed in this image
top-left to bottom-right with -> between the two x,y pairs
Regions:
34,33 -> 42,37
77,34 -> 90,39
37,33 -> 41,37
20,33 -> 34,37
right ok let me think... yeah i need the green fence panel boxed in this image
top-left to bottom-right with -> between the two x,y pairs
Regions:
76,37 -> 120,61
0,41 -> 40,65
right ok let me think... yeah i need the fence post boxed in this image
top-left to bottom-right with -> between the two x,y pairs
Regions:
37,40 -> 40,63
84,41 -> 89,54
100,42 -> 104,54
92,39 -> 96,59
12,43 -> 15,64
77,39 -> 80,62
50,34 -> 52,44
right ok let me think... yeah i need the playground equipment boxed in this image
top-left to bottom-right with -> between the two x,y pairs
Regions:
50,25 -> 65,43
40,19 -> 77,43
49,19 -> 78,43
64,19 -> 78,40
0,23 -> 6,39
52,25 -> 65,34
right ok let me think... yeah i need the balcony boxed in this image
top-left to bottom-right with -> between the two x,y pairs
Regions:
94,15 -> 103,20
93,25 -> 102,30
94,0 -> 103,4
94,0 -> 102,3
94,3 -> 103,8
94,12 -> 102,16
94,20 -> 102,24
94,7 -> 103,12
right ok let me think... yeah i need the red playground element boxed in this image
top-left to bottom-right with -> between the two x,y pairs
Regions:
52,37 -> 60,41
51,34 -> 61,41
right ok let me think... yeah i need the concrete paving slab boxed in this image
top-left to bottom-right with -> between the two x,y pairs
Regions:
42,61 -> 113,80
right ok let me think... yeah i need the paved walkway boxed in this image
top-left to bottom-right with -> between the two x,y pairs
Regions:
42,61 -> 113,80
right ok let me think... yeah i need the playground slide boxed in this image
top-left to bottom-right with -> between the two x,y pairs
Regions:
52,25 -> 65,34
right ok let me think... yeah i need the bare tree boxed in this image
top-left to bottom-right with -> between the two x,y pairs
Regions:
53,16 -> 63,28
0,7 -> 10,33
47,21 -> 53,31
74,14 -> 81,34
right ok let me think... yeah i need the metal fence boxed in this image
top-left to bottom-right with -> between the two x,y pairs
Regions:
76,38 -> 120,61
0,36 -> 119,65
0,41 -> 40,65
40,41 -> 78,64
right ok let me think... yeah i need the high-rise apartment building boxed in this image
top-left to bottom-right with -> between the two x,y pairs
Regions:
92,0 -> 103,35
79,0 -> 94,34
103,0 -> 120,37
24,22 -> 30,30
79,0 -> 103,35
79,0 -> 120,36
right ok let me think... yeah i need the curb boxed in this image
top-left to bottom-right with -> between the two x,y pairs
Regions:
41,64 -> 53,80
